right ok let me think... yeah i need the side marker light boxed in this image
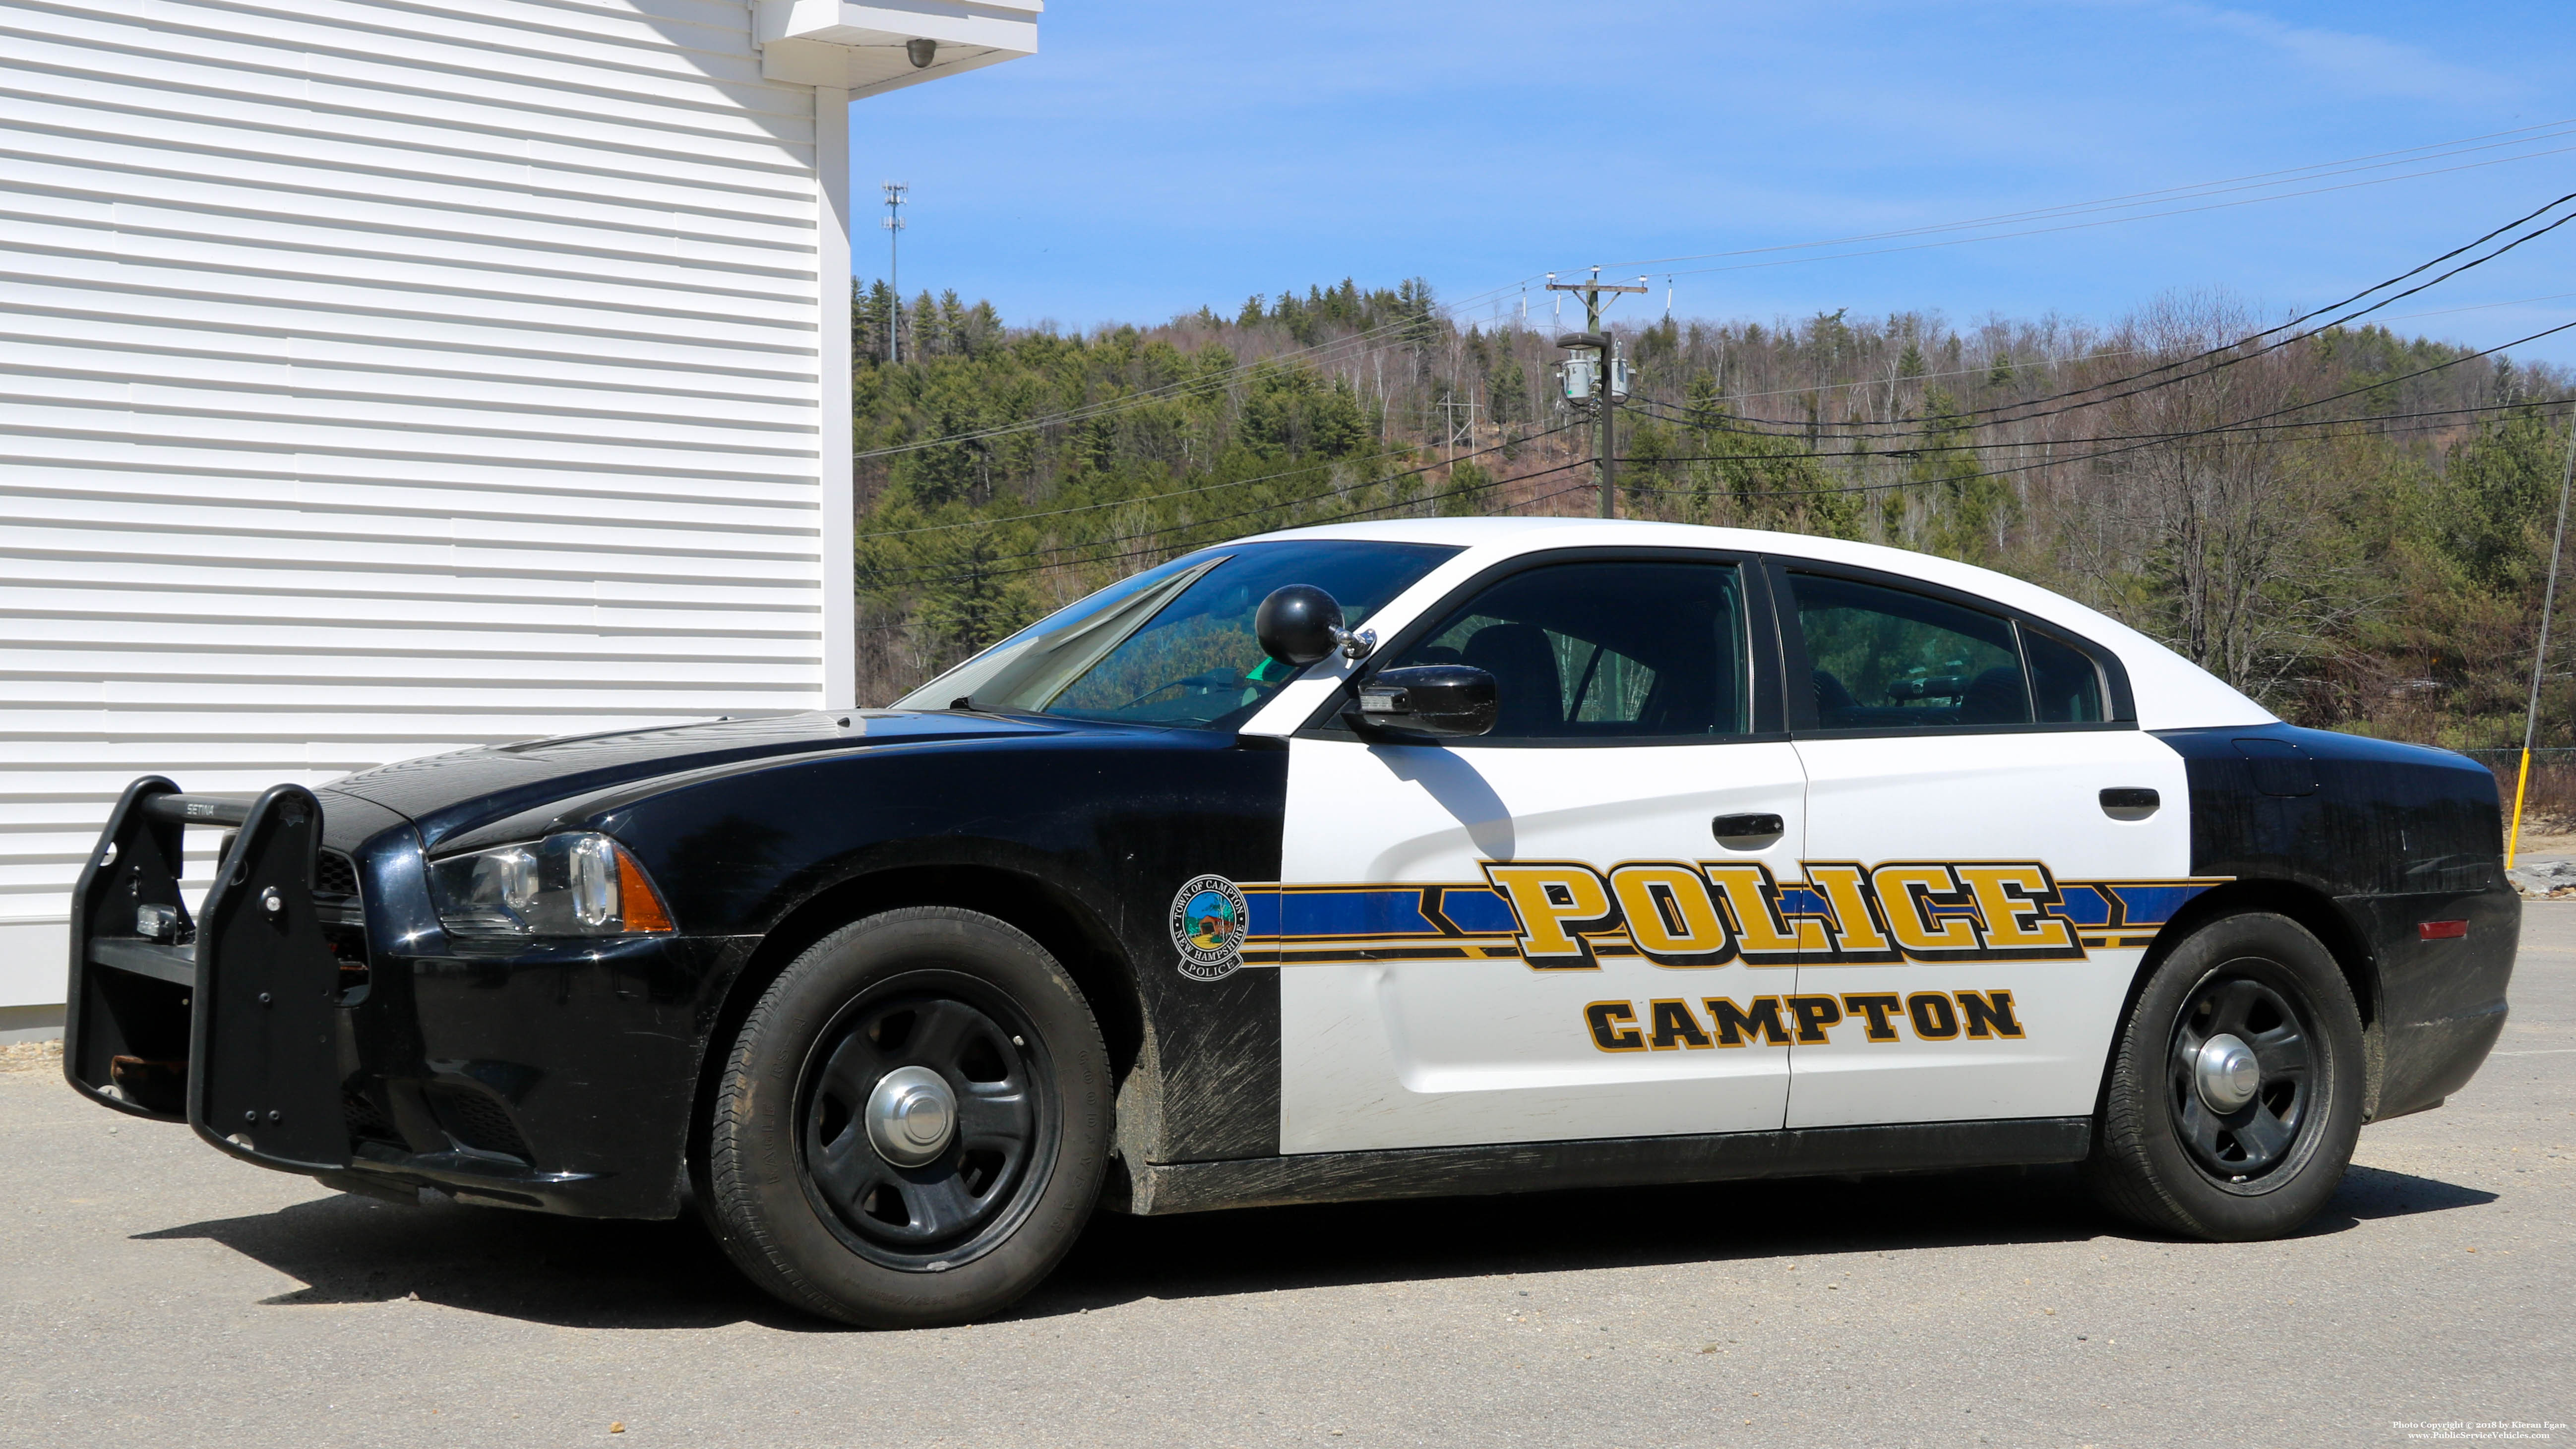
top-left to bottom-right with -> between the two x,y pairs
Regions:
2419,919 -> 2468,941
616,845 -> 675,934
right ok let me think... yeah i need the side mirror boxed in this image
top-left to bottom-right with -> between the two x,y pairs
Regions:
1257,585 -> 1350,666
1350,665 -> 1498,737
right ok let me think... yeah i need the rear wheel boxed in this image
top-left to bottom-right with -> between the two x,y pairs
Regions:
2084,911 -> 2365,1240
706,907 -> 1110,1326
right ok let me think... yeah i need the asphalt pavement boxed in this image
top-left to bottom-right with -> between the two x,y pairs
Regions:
5,910 -> 2572,1448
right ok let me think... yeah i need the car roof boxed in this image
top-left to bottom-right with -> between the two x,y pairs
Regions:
1238,518 -> 2274,731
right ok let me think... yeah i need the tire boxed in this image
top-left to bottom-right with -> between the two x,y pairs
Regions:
705,907 -> 1111,1327
2083,911 -> 2365,1241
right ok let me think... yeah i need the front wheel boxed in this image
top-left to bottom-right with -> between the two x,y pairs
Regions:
706,907 -> 1111,1326
2084,911 -> 2365,1241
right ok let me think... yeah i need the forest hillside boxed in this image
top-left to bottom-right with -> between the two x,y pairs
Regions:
848,277 -> 2576,756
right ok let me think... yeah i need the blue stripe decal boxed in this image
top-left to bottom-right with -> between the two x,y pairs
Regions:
2052,885 -> 2116,928
1433,886 -> 1518,935
2109,884 -> 2213,927
1282,889 -> 1443,938
1243,888 -> 1284,939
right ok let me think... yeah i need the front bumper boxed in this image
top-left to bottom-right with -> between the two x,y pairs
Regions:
65,778 -> 752,1218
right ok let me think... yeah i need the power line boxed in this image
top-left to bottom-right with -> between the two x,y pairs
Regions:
850,130 -> 2575,468
861,181 -> 2572,497
1620,407 -> 2558,506
1620,323 -> 2576,502
1681,286 -> 2576,414
874,316 -> 2574,593
1629,194 -> 2576,444
860,288 -> 2576,589
1620,394 -> 2567,471
1624,318 -> 2576,477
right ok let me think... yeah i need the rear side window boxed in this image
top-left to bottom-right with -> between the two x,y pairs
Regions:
1791,573 -> 2030,729
2023,626 -> 2106,724
1388,560 -> 1751,741
1788,571 -> 2124,731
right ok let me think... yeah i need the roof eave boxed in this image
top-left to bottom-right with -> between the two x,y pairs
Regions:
754,0 -> 1041,96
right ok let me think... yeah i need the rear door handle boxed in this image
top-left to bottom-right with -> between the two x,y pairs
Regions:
1712,812 -> 1786,848
2100,787 -> 2159,821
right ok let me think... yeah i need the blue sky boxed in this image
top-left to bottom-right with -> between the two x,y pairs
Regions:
852,1 -> 2576,362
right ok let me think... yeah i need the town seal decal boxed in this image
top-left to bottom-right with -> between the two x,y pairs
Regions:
1170,874 -> 1249,981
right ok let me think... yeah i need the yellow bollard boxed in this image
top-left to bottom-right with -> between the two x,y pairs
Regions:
2511,747 -> 2534,870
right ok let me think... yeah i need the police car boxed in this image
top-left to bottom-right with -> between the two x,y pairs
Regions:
65,519 -> 2517,1327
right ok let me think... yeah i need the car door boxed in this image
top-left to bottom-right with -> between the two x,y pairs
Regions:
1271,550 -> 1812,1153
1774,560 -> 2197,1129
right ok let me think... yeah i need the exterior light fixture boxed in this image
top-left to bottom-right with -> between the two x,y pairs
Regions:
906,38 -> 937,68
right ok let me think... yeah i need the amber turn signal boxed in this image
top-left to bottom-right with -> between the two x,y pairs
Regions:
614,842 -> 675,934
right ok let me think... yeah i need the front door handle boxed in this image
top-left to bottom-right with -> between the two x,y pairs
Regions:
2100,787 -> 2160,821
1712,813 -> 1786,849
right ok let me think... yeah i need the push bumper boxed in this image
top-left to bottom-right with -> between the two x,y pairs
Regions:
65,778 -> 749,1218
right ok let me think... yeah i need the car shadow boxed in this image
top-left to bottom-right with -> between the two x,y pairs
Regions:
2295,1161 -> 2501,1236
1027,1159 -> 2503,1315
133,1160 -> 2499,1331
135,1193 -> 806,1331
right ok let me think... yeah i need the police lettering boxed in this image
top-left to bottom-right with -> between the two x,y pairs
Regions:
1489,859 -> 2087,969
1585,991 -> 2025,1050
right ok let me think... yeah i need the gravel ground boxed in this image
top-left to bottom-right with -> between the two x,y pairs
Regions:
5,910 -> 2571,1449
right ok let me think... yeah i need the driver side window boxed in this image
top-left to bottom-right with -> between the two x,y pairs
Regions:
1386,560 -> 1751,741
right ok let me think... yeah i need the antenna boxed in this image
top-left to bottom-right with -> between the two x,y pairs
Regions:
882,181 -> 908,363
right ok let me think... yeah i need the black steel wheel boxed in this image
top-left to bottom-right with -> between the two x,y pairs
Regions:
798,986 -> 1047,1267
2085,911 -> 2365,1240
706,907 -> 1110,1327
2166,975 -> 2315,1184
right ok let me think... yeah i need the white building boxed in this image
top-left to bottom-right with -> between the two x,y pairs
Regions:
0,0 -> 1040,1038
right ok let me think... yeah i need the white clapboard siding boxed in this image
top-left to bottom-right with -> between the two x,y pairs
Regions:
0,0 -> 864,1012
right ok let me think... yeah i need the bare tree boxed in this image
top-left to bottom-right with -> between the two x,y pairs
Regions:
2084,293 -> 2359,701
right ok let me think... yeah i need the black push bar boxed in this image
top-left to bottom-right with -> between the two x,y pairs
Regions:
64,777 -> 352,1174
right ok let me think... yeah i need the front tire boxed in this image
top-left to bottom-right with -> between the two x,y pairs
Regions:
706,907 -> 1111,1327
2084,911 -> 2365,1241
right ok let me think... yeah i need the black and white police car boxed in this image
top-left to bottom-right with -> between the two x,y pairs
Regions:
66,519 -> 2516,1327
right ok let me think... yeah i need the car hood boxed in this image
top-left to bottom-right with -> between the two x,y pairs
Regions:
321,710 -> 1069,847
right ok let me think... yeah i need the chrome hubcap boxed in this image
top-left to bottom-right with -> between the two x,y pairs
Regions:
864,1064 -> 957,1167
2194,1032 -> 2262,1113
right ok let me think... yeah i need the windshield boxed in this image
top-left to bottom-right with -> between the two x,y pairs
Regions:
895,540 -> 1458,729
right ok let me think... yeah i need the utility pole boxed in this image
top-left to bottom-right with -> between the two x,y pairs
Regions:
881,182 -> 908,364
2511,405 -> 2576,866
1547,270 -> 1647,518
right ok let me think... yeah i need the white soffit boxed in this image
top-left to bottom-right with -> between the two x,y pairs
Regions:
757,0 -> 1042,95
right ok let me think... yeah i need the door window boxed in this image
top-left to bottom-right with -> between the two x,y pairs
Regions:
2023,626 -> 2107,724
1384,561 -> 1750,741
1790,573 -> 2032,730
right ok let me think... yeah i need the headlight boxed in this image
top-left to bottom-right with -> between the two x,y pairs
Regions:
428,832 -> 675,939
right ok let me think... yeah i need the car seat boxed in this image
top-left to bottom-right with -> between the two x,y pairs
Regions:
1463,623 -> 1563,735
1813,668 -> 1859,727
1958,665 -> 2027,725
